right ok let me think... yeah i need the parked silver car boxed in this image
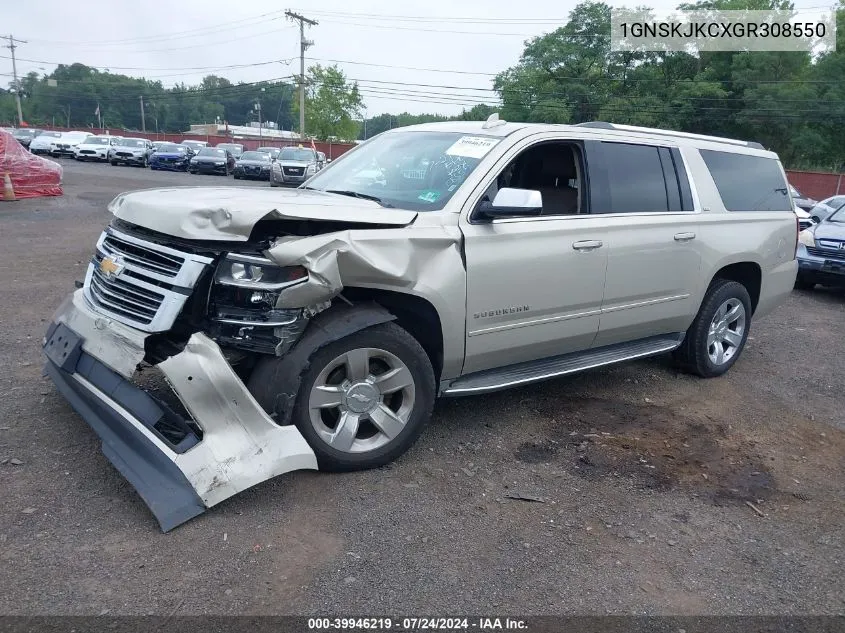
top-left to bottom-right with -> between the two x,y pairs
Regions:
807,195 -> 845,223
270,146 -> 319,186
42,117 -> 797,530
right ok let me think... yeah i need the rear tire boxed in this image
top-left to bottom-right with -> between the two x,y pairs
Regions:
249,322 -> 435,471
673,279 -> 752,378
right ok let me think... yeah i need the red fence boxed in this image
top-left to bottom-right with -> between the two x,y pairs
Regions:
786,170 -> 844,201
32,126 -> 357,160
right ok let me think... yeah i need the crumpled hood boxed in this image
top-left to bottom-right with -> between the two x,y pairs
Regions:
108,186 -> 419,241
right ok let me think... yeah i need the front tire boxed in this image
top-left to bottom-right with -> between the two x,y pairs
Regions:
250,323 -> 435,471
674,279 -> 752,378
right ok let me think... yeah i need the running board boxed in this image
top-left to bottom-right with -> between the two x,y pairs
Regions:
441,334 -> 684,396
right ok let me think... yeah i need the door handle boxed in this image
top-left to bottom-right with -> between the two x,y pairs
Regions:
674,232 -> 696,242
572,240 -> 603,251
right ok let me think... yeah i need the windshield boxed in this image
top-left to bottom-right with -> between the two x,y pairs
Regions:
122,139 -> 146,148
84,136 -> 110,144
198,148 -> 225,157
279,147 -> 316,162
156,144 -> 185,153
239,151 -> 269,161
218,144 -> 242,151
829,203 -> 845,222
13,129 -> 35,138
41,131 -> 62,138
305,131 -> 500,211
182,141 -> 204,148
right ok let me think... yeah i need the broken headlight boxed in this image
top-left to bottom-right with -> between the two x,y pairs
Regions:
215,254 -> 307,289
211,254 -> 310,354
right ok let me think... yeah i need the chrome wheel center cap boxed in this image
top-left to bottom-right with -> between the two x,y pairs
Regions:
344,382 -> 379,414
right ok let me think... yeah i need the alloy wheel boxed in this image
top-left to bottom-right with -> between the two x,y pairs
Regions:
308,347 -> 416,454
707,298 -> 746,366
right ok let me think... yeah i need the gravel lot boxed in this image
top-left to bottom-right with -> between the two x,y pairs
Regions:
0,159 -> 843,616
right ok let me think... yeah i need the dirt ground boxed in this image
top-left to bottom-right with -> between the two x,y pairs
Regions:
0,160 -> 843,616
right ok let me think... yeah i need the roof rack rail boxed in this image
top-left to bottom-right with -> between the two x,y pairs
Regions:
573,121 -> 764,150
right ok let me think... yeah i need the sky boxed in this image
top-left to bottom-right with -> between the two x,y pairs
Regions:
2,0 -> 837,123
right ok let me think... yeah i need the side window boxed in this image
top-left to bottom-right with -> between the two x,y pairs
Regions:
700,150 -> 792,212
600,142 -> 670,213
481,141 -> 585,216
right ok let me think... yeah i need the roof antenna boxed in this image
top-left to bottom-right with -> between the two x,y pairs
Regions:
482,112 -> 507,129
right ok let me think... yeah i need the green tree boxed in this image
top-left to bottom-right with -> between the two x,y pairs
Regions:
295,64 -> 363,140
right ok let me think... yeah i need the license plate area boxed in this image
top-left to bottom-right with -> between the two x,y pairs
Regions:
822,260 -> 842,272
44,323 -> 83,371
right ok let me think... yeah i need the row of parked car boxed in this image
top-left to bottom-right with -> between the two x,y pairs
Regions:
5,127 -> 329,187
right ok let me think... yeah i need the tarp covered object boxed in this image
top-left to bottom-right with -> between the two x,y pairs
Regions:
1,129 -> 63,199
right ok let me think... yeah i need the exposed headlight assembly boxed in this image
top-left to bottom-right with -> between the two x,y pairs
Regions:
215,254 -> 307,290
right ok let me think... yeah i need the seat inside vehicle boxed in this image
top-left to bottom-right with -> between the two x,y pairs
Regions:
490,142 -> 583,215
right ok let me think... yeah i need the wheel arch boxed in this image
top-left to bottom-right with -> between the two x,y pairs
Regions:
247,301 -> 396,427
342,287 -> 445,383
710,261 -> 762,314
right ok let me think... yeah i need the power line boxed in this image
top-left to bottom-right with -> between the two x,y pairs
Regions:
22,10 -> 289,46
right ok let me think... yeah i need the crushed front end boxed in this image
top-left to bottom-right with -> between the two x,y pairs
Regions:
42,221 -> 319,531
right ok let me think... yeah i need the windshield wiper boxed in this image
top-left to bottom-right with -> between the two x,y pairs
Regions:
322,189 -> 394,208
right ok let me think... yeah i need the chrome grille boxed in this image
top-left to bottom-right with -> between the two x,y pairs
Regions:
808,244 -> 845,261
83,227 -> 213,332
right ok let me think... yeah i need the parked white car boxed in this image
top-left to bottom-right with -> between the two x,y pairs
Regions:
75,135 -> 120,162
807,195 -> 845,223
29,130 -> 62,155
50,131 -> 93,158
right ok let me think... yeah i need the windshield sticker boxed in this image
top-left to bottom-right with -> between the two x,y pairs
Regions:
418,190 -> 442,203
445,136 -> 499,159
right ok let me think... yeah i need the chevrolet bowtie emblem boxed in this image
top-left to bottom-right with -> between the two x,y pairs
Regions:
99,255 -> 125,279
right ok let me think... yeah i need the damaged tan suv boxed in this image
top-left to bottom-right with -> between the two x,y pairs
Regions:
43,116 -> 798,530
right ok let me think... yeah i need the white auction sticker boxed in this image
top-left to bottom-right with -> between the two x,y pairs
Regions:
445,136 -> 500,159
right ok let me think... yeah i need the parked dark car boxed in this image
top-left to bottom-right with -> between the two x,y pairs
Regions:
233,150 -> 272,181
188,147 -> 235,175
216,143 -> 244,159
256,146 -> 282,160
110,138 -> 154,167
11,128 -> 41,149
796,203 -> 845,290
149,143 -> 192,171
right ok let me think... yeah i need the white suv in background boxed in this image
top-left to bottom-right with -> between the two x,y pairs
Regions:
50,131 -> 93,158
29,130 -> 62,155
75,135 -> 121,162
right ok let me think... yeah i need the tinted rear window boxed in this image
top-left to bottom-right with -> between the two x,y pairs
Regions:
700,150 -> 792,212
602,142 -> 670,213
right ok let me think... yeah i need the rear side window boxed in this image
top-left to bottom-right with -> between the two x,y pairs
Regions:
700,150 -> 792,212
590,142 -> 691,214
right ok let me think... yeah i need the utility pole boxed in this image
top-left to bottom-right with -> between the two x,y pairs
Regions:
285,10 -> 317,141
139,96 -> 146,132
3,35 -> 27,126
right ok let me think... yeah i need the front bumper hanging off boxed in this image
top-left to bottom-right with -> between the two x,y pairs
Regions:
43,290 -> 318,531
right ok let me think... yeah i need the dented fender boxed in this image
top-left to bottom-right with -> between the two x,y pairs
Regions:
263,224 -> 468,379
